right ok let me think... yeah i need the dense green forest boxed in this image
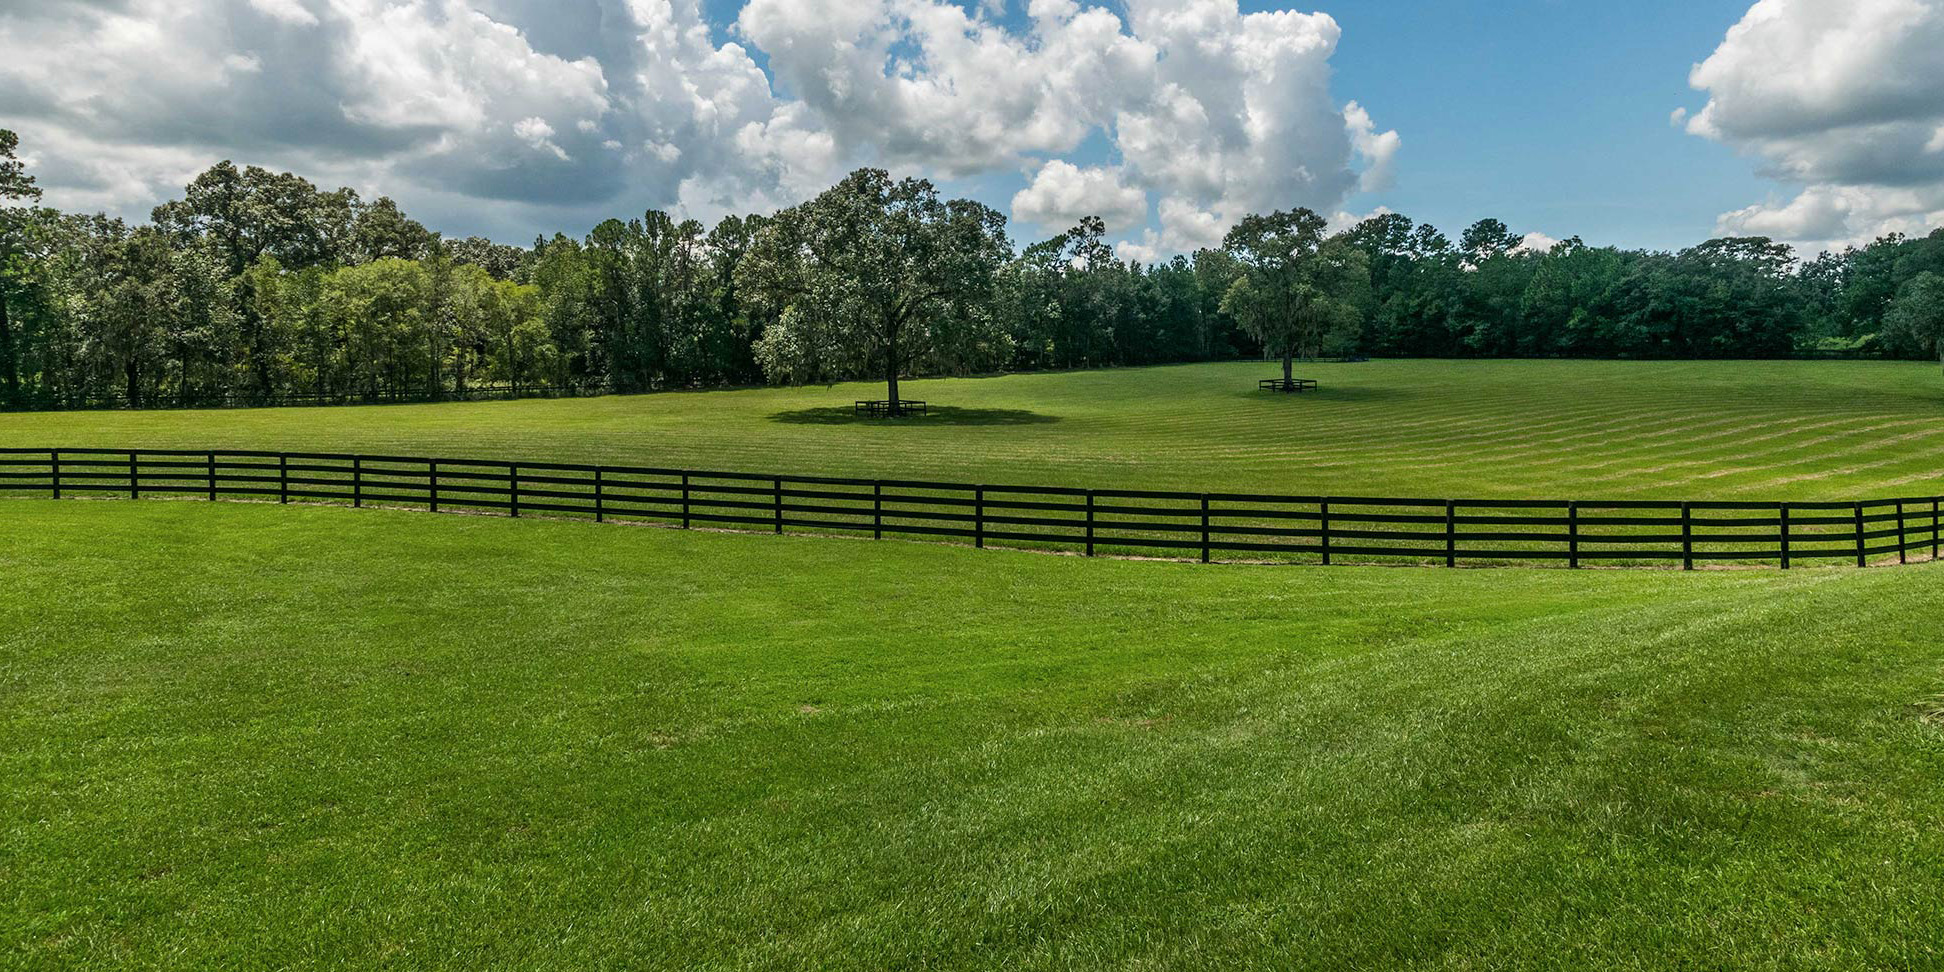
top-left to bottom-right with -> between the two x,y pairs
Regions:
2,130 -> 1942,410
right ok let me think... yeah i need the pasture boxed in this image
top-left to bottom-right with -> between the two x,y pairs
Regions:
6,359 -> 1944,499
6,358 -> 1944,969
3,500 -> 1942,969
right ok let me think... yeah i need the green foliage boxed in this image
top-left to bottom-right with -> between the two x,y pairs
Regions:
1219,209 -> 1368,374
321,256 -> 433,397
447,265 -> 549,392
6,129 -> 1944,411
1,129 -> 45,403
741,169 -> 1013,408
1883,271 -> 1944,371
998,216 -> 1222,370
150,160 -> 365,275
0,129 -> 39,206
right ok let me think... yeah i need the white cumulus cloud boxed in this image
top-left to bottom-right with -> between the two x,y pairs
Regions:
1515,231 -> 1560,254
1345,100 -> 1400,192
513,117 -> 570,160
1011,161 -> 1148,235
0,0 -> 1395,251
248,0 -> 320,26
737,0 -> 1156,175
1684,0 -> 1944,252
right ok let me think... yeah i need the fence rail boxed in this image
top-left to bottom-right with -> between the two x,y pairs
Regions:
4,447 -> 1940,570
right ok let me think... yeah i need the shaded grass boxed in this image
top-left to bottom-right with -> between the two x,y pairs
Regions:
4,500 -> 1943,969
767,405 -> 1061,426
6,359 -> 1944,499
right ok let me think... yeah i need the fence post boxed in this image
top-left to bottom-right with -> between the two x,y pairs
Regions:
1854,502 -> 1866,567
773,477 -> 782,534
429,460 -> 439,513
1200,495 -> 1211,564
1085,491 -> 1096,557
279,454 -> 289,504
50,449 -> 61,500
1779,503 -> 1791,570
1568,502 -> 1580,569
1445,500 -> 1457,568
1681,502 -> 1693,571
207,451 -> 216,501
1320,500 -> 1332,566
1896,501 -> 1907,565
681,472 -> 691,529
352,457 -> 362,508
873,482 -> 883,540
593,467 -> 604,523
1934,498 -> 1940,561
129,450 -> 139,500
509,464 -> 520,518
975,487 -> 985,549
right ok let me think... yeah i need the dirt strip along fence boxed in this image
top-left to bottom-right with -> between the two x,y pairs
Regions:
3,448 -> 1940,569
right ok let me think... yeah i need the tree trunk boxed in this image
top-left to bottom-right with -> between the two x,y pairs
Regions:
886,339 -> 901,417
232,278 -> 271,404
429,333 -> 442,400
1282,351 -> 1293,384
0,295 -> 17,405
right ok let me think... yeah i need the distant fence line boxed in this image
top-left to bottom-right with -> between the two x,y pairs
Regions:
0,383 -> 601,413
0,354 -> 1905,414
3,447 -> 1940,570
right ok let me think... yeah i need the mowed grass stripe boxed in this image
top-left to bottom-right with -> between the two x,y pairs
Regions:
4,501 -> 1943,969
5,360 -> 1942,500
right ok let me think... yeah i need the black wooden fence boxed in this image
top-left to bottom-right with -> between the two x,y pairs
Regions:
3,447 -> 1940,570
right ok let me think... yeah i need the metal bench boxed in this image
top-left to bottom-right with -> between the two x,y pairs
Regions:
854,399 -> 928,417
1258,379 -> 1319,393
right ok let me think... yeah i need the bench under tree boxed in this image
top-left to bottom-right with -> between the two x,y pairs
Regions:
855,400 -> 928,417
1259,378 -> 1319,393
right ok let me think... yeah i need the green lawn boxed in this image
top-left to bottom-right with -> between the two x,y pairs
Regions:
5,500 -> 1943,970
6,359 -> 1944,499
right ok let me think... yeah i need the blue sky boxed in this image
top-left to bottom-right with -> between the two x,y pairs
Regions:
1317,0 -> 1763,250
934,0 -> 1770,251
866,0 -> 1775,251
6,0 -> 1940,257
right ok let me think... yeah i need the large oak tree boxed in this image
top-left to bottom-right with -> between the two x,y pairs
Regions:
1220,208 -> 1369,383
0,129 -> 42,404
739,169 -> 1011,415
1885,271 -> 1944,375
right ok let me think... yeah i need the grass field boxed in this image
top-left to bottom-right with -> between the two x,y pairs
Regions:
5,499 -> 1944,970
8,359 -> 1943,967
6,359 -> 1944,499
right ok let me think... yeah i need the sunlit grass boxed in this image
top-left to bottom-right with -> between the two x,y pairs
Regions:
5,500 -> 1943,969
6,359 -> 1944,499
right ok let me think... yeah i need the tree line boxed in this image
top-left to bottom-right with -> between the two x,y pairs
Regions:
3,129 -> 1942,411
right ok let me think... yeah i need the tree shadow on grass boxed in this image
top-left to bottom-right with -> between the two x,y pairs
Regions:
1241,383 -> 1414,403
768,405 -> 1061,426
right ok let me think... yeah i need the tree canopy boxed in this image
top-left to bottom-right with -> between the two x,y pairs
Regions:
1220,209 -> 1369,379
3,128 -> 1944,412
1884,272 -> 1944,374
0,129 -> 44,402
740,169 -> 1012,413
